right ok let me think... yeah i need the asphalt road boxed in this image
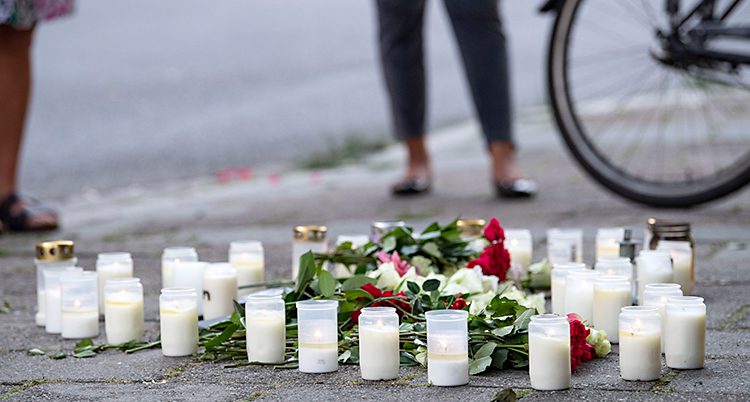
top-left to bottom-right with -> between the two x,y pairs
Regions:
20,0 -> 552,200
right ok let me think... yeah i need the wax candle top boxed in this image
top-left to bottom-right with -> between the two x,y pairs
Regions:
294,225 -> 328,242
666,296 -> 705,310
229,241 -> 263,253
619,306 -> 660,334
360,307 -> 398,330
162,247 -> 198,261
529,314 -> 569,337
506,229 -> 533,246
204,263 -> 237,278
566,269 -> 600,282
160,287 -> 198,312
96,252 -> 132,266
296,299 -> 338,311
104,278 -> 142,301
595,258 -> 633,275
594,275 -> 630,289
644,283 -> 682,305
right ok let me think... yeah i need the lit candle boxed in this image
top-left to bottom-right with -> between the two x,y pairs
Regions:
96,252 -> 133,314
104,278 -> 144,345
172,262 -> 207,316
426,310 -> 469,387
61,271 -> 100,339
161,247 -> 198,289
551,263 -> 586,315
593,276 -> 631,343
619,306 -> 662,381
246,294 -> 286,363
333,235 -> 370,277
358,307 -> 400,380
160,288 -> 199,357
664,296 -> 705,369
669,251 -> 693,295
229,241 -> 264,296
297,300 -> 338,373
547,228 -> 583,264
642,283 -> 682,352
528,314 -> 571,391
34,240 -> 77,327
595,227 -> 625,260
44,266 -> 83,334
202,263 -> 238,320
505,229 -> 533,277
595,257 -> 635,303
636,251 -> 673,304
565,270 -> 601,322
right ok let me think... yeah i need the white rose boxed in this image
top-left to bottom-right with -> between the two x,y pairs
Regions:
368,262 -> 401,290
444,268 -> 484,295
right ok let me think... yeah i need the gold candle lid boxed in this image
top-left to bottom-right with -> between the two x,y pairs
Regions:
294,225 -> 328,242
457,218 -> 486,237
35,240 -> 75,261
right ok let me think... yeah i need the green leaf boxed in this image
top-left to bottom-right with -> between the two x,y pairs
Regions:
74,339 -> 94,352
491,388 -> 517,402
406,281 -> 420,294
419,230 -> 441,241
341,276 -> 375,291
294,251 -> 317,297
382,236 -> 397,252
422,279 -> 440,292
338,350 -> 351,363
490,348 -> 509,370
27,348 -> 45,356
73,349 -> 97,358
513,309 -> 535,330
344,289 -> 374,302
468,356 -> 492,375
317,269 -> 337,298
203,323 -> 239,351
474,342 -> 497,359
399,245 -> 419,256
422,242 -> 442,258
491,326 -> 514,337
49,351 -> 66,359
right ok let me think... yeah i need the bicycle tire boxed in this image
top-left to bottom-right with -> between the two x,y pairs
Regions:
547,0 -> 750,208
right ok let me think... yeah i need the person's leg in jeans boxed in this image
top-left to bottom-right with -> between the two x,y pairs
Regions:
444,0 -> 535,194
376,0 -> 432,194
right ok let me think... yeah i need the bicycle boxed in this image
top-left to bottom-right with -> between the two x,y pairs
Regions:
542,0 -> 750,207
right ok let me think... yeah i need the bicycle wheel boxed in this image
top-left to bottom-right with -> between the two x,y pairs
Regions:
548,0 -> 750,207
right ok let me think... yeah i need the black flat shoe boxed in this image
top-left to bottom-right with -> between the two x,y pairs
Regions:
495,179 -> 538,199
0,193 -> 59,232
391,178 -> 431,196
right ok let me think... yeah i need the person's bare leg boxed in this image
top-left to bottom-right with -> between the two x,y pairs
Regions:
489,141 -> 522,182
403,136 -> 431,180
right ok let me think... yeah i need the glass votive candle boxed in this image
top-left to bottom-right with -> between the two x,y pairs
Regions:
104,278 -> 144,345
296,299 -> 339,373
636,251 -> 673,305
595,227 -> 625,260
593,275 -> 631,343
333,235 -> 370,277
370,220 -> 406,243
161,247 -> 198,289
595,257 -> 635,304
229,241 -> 264,296
547,228 -> 583,264
172,261 -> 207,316
565,270 -> 601,322
528,314 -> 571,391
246,294 -> 286,363
34,240 -> 77,327
359,307 -> 400,381
506,229 -> 533,275
619,306 -> 662,381
643,283 -> 682,352
61,271 -> 99,339
426,309 -> 469,387
665,296 -> 706,369
96,252 -> 133,314
160,287 -> 199,357
44,266 -> 83,334
551,263 -> 586,315
202,263 -> 238,320
292,226 -> 328,280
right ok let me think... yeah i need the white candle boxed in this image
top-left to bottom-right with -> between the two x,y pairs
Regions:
636,251 -> 673,305
642,283 -> 682,352
202,263 -> 238,320
564,269 -> 600,322
655,239 -> 694,294
297,300 -> 338,373
172,262 -> 207,316
62,308 -> 99,339
34,240 -> 77,326
246,305 -> 286,364
664,296 -> 706,369
161,247 -> 198,289
96,252 -> 133,314
61,271 -> 99,339
506,229 -> 533,279
292,226 -> 328,280
547,228 -> 583,264
426,310 -> 469,387
358,307 -> 399,380
595,227 -> 625,260
528,314 -> 571,391
595,257 -> 635,303
619,306 -> 662,381
104,278 -> 144,345
44,266 -> 83,334
160,288 -> 199,357
593,276 -> 631,343
551,263 -> 586,315
229,241 -> 264,296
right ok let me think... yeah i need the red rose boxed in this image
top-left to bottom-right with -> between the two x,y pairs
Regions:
349,284 -> 411,324
483,218 -> 505,243
467,243 -> 511,281
568,319 -> 593,372
450,297 -> 468,310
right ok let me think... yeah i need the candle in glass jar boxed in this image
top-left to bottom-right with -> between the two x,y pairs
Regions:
547,228 -> 583,264
426,310 -> 469,387
528,314 -> 571,390
61,271 -> 99,339
359,307 -> 400,380
44,266 -> 83,334
593,276 -> 631,343
595,227 -> 625,260
664,296 -> 705,369
506,229 -> 533,276
161,247 -> 198,289
636,251 -> 673,305
292,226 -> 328,280
595,257 -> 635,304
160,288 -> 199,357
297,300 -> 338,373
104,278 -> 144,345
565,270 -> 600,322
551,263 -> 586,315
202,263 -> 238,320
34,240 -> 77,326
172,261 -> 207,316
619,306 -> 662,381
246,294 -> 286,363
96,252 -> 133,314
229,241 -> 264,296
643,283 -> 682,352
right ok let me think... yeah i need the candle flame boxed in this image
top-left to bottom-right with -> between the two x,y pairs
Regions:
377,320 -> 384,328
74,300 -> 81,308
633,320 -> 643,332
314,330 -> 322,342
440,340 -> 449,352
510,239 -> 519,247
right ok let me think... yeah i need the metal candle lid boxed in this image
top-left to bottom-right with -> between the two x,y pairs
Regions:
294,225 -> 328,242
456,218 -> 486,237
35,240 -> 75,261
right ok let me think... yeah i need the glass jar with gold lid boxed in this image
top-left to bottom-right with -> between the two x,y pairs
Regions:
292,225 -> 328,280
456,218 -> 486,240
35,240 -> 77,327
647,220 -> 694,294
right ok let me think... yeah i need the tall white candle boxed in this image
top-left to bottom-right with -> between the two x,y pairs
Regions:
297,300 -> 338,373
595,227 -> 625,260
655,240 -> 694,294
34,240 -> 77,327
229,241 -> 264,296
547,228 -> 583,264
172,262 -> 207,316
61,271 -> 99,339
528,314 -> 571,391
664,296 -> 705,369
564,269 -> 600,322
643,283 -> 682,352
551,263 -> 586,315
161,247 -> 198,289
426,310 -> 469,387
636,251 -> 673,305
44,266 -> 83,334
619,306 -> 662,381
506,229 -> 533,279
160,288 -> 199,357
104,278 -> 144,345
202,263 -> 238,320
246,294 -> 286,363
96,252 -> 133,314
595,257 -> 635,304
593,276 -> 631,343
358,307 -> 400,380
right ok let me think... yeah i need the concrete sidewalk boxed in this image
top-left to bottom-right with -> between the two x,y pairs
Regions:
1,113 -> 749,401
